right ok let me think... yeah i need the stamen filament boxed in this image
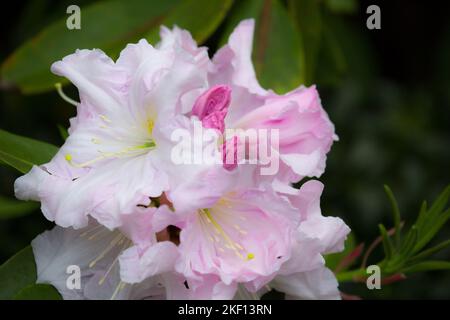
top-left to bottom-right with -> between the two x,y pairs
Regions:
110,281 -> 126,300
55,83 -> 78,106
201,208 -> 254,261
65,141 -> 156,168
89,233 -> 123,268
98,239 -> 132,285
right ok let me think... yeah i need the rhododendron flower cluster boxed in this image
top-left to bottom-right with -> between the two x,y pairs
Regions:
14,20 -> 350,300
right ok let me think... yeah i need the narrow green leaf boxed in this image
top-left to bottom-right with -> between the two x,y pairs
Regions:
414,208 -> 450,253
412,186 -> 450,254
410,239 -> 450,264
13,284 -> 61,300
384,185 -> 402,246
0,196 -> 38,220
0,129 -> 58,173
335,268 -> 366,283
379,224 -> 394,260
422,185 -> 450,228
220,0 -> 305,94
399,225 -> 418,258
415,200 -> 428,230
402,260 -> 450,274
0,246 -> 37,300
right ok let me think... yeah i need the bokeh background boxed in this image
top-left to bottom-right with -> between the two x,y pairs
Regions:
0,0 -> 449,299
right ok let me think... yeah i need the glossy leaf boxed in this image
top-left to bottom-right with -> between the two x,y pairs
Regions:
13,284 -> 61,300
324,0 -> 358,14
57,124 -> 69,141
146,0 -> 233,44
0,246 -> 37,300
288,0 -> 322,85
220,0 -> 305,93
0,196 -> 38,220
0,129 -> 58,173
1,0 -> 179,94
1,0 -> 232,94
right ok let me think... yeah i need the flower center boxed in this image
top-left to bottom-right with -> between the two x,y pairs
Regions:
198,204 -> 254,261
65,115 -> 157,168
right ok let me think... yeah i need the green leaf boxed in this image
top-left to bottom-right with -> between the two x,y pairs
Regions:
384,185 -> 402,246
57,124 -> 69,141
315,16 -> 347,86
220,0 -> 305,93
324,0 -> 357,14
13,284 -> 61,300
415,200 -> 428,230
420,185 -> 450,231
288,0 -> 322,85
402,260 -> 450,274
1,0 -> 232,94
414,208 -> 450,254
410,239 -> 450,264
379,224 -> 394,260
399,225 -> 418,258
414,186 -> 450,253
1,0 -> 177,94
0,196 -> 38,220
0,129 -> 58,173
146,0 -> 233,44
0,246 -> 37,300
425,185 -> 450,219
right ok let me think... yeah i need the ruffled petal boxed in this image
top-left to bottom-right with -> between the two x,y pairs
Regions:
163,273 -> 237,300
275,180 -> 350,275
119,241 -> 179,284
51,49 -> 127,115
233,86 -> 336,180
16,152 -> 166,229
211,19 -> 266,96
176,189 -> 295,285
271,267 -> 341,300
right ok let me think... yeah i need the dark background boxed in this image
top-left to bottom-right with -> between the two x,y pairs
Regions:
0,0 -> 449,299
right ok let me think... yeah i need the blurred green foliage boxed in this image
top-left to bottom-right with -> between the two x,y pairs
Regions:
0,0 -> 449,299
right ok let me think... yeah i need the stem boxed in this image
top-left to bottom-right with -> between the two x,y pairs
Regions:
335,268 -> 367,282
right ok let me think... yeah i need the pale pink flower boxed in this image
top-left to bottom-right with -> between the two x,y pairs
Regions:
174,187 -> 297,287
19,19 -> 349,301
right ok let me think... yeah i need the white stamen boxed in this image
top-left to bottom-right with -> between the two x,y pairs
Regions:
55,83 -> 78,107
110,281 -> 126,300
